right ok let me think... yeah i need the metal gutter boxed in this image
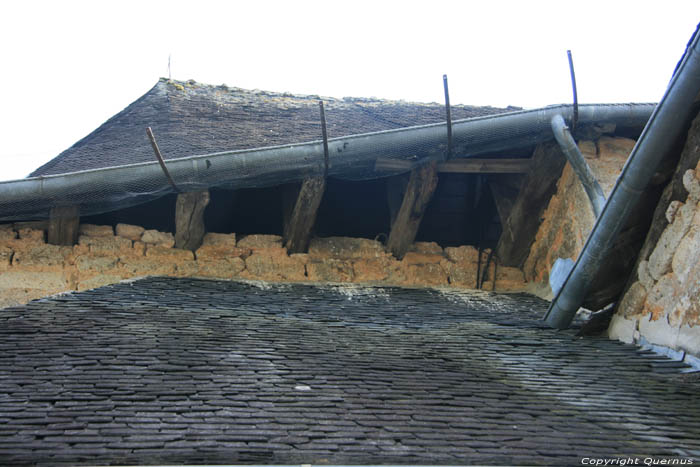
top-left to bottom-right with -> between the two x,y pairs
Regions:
551,114 -> 606,217
544,30 -> 700,329
0,103 -> 654,221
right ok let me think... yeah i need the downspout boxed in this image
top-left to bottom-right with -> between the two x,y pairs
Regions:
551,114 -> 606,218
544,30 -> 700,329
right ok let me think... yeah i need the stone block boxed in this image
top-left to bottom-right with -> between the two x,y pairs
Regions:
401,252 -> 443,265
672,225 -> 700,284
352,257 -> 397,283
494,266 -> 527,291
75,256 -> 118,273
115,223 -> 145,241
202,232 -> 237,247
120,258 -> 176,277
0,288 -> 57,309
578,140 -> 597,158
17,228 -> 45,243
666,200 -> 684,224
77,275 -> 123,291
618,281 -> 648,317
141,230 -> 175,248
409,242 -> 443,255
399,263 -> 448,287
0,271 -> 68,290
79,224 -> 114,237
196,257 -> 246,278
145,245 -> 194,262
308,237 -> 386,259
0,246 -> 12,271
79,235 -> 132,256
132,241 -> 146,256
237,234 -> 283,250
441,260 -> 478,288
306,259 -> 353,282
637,260 -> 655,291
444,246 -> 482,264
245,252 -> 306,281
647,201 -> 695,280
195,241 -> 249,261
683,169 -> 700,201
11,244 -> 70,268
0,226 -> 16,243
643,273 -> 680,321
175,261 -> 200,277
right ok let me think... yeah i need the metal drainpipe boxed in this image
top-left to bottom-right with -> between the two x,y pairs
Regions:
551,114 -> 606,218
544,29 -> 700,329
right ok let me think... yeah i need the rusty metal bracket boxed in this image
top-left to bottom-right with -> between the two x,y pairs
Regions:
443,74 -> 453,160
319,101 -> 329,176
146,127 -> 180,193
567,50 -> 579,134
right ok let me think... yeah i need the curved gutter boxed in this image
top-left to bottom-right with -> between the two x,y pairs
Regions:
551,114 -> 606,217
544,30 -> 700,329
0,103 -> 654,221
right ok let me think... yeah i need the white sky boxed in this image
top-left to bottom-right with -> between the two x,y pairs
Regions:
1,0 -> 699,182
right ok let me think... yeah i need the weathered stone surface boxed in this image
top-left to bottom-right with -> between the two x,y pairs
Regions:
647,201 -> 695,280
79,235 -> 132,256
307,259 -> 353,282
409,242 -> 443,255
441,260 -> 478,288
0,246 -> 13,271
683,169 -> 700,201
308,237 -> 386,259
672,225 -> 700,284
494,266 -> 527,291
115,223 -> 145,241
352,257 -> 397,283
145,245 -> 195,262
132,241 -> 146,256
140,230 -> 175,248
237,234 -> 283,250
618,281 -> 648,317
197,257 -> 245,278
120,258 -> 177,276
202,232 -> 237,247
401,252 -> 443,265
666,200 -> 684,223
79,224 -> 114,237
0,271 -> 68,290
77,275 -> 123,291
637,260 -> 655,291
444,246 -> 482,264
17,228 -> 45,243
75,256 -> 118,273
578,140 -> 597,157
399,263 -> 448,287
643,273 -> 680,321
0,226 -> 17,243
175,261 -> 199,277
12,244 -> 70,268
244,251 -> 306,281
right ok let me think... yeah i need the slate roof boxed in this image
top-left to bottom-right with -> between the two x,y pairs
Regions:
30,79 -> 519,177
1,277 -> 698,465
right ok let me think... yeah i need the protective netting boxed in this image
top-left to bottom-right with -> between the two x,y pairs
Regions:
0,103 -> 654,222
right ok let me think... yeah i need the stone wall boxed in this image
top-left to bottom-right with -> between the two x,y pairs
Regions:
609,158 -> 700,357
0,223 -> 527,309
523,136 -> 635,293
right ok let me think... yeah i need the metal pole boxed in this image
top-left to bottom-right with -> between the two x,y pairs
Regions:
146,127 -> 180,192
567,50 -> 579,134
319,101 -> 329,176
443,74 -> 453,160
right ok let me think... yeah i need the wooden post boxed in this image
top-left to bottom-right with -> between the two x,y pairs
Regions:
386,173 -> 410,227
284,176 -> 326,254
175,190 -> 210,251
387,161 -> 439,259
488,174 -> 524,229
495,142 -> 566,267
47,206 -> 80,246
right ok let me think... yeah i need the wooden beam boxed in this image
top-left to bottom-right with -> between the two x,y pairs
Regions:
386,173 -> 410,228
284,175 -> 326,254
487,174 -> 524,229
495,142 -> 567,267
375,157 -> 531,174
386,161 -> 439,259
175,190 -> 210,251
47,206 -> 80,246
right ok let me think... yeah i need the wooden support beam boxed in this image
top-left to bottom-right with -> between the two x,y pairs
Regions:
386,161 -> 439,259
496,142 -> 567,267
47,206 -> 80,246
175,190 -> 210,251
284,176 -> 326,254
375,157 -> 531,174
487,174 -> 525,229
386,173 -> 410,228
